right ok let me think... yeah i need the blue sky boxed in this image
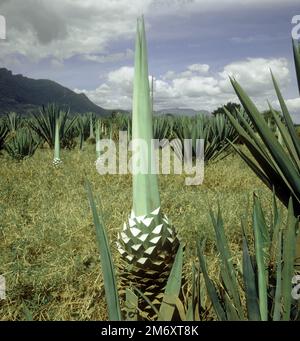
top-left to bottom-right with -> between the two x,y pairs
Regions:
0,0 -> 299,119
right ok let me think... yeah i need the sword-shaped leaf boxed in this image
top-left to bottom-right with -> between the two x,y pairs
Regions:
85,180 -> 122,321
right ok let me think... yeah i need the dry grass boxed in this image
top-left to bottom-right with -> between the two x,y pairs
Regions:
0,145 -> 277,320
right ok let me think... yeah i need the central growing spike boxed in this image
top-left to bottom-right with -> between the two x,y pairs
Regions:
117,17 -> 179,317
131,17 -> 160,216
53,112 -> 62,166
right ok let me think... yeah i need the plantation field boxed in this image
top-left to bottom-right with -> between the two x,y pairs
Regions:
0,145 -> 277,320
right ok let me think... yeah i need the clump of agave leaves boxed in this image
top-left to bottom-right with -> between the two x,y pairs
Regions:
76,115 -> 88,151
199,194 -> 299,321
109,114 -> 131,141
86,112 -> 96,144
225,40 -> 300,214
172,113 -> 239,163
0,117 -> 9,150
29,104 -> 77,150
5,128 -> 39,161
6,112 -> 22,137
224,39 -> 300,260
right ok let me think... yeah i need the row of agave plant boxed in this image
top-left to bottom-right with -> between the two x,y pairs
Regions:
0,108 -> 101,162
0,106 -> 242,164
85,17 -> 300,321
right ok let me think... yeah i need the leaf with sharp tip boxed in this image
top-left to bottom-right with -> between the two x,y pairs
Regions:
268,103 -> 300,170
270,190 -> 282,262
271,72 -> 300,161
125,288 -> 139,321
242,234 -> 261,321
252,194 -> 269,321
158,244 -> 184,321
282,198 -> 298,321
209,207 -> 244,319
293,39 -> 300,94
132,16 -> 160,216
231,79 -> 300,200
197,240 -> 227,321
223,292 -> 240,321
85,179 -> 122,321
273,231 -> 283,321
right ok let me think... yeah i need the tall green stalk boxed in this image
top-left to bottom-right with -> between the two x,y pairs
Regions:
132,17 -> 160,216
53,114 -> 62,165
96,119 -> 101,159
90,116 -> 95,139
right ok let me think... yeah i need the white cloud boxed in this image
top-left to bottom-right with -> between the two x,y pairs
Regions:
272,97 -> 300,122
0,0 -> 298,62
76,57 -> 294,112
74,67 -> 135,109
173,76 -> 220,97
286,98 -> 300,113
107,66 -> 134,94
273,98 -> 300,123
219,58 -> 290,96
162,64 -> 209,80
0,0 -> 153,61
188,64 -> 210,73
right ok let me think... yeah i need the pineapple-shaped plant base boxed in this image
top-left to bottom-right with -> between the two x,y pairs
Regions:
53,158 -> 62,167
117,207 -> 179,316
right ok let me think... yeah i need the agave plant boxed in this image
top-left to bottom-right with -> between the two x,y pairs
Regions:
115,17 -> 179,316
86,112 -> 96,144
29,104 -> 77,149
6,112 -> 21,135
5,128 -> 39,160
172,114 -> 237,163
0,118 -> 8,150
224,40 -> 300,262
86,178 -> 186,321
153,116 -> 174,141
106,113 -> 131,141
198,194 -> 299,321
76,115 -> 88,150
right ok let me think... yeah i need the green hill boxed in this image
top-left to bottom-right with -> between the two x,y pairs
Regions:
0,68 -> 109,116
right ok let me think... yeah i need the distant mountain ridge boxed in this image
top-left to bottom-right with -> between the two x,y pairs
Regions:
0,68 -> 109,116
155,108 -> 210,116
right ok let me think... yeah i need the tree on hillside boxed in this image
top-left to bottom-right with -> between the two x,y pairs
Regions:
211,102 -> 241,116
261,109 -> 284,132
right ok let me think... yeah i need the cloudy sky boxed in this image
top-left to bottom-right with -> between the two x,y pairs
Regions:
0,0 -> 299,120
